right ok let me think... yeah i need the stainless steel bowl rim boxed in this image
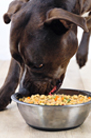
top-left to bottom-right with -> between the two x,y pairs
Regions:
11,88 -> 91,108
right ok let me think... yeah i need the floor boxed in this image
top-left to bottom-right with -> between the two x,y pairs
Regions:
0,59 -> 91,138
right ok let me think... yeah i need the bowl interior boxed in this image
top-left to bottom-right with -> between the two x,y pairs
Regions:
12,88 -> 91,103
57,89 -> 91,96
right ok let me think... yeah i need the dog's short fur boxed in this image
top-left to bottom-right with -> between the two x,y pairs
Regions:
0,0 -> 91,110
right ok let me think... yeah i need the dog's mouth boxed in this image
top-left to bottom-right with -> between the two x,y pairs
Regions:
49,80 -> 62,95
49,74 -> 64,95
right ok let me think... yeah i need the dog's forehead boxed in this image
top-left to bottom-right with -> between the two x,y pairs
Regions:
15,0 -> 77,22
26,0 -> 77,19
12,0 -> 78,33
29,0 -> 77,12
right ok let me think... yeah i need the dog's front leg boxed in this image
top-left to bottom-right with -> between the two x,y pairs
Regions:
0,58 -> 20,110
76,31 -> 90,68
76,15 -> 91,68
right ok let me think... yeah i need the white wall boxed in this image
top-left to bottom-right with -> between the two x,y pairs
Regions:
0,0 -> 91,60
0,0 -> 11,60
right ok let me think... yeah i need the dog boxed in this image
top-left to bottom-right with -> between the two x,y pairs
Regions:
0,0 -> 91,110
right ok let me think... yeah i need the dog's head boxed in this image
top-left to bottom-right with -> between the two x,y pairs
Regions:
3,0 -> 88,95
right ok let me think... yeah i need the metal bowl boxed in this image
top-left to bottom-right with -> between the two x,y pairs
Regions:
11,89 -> 91,130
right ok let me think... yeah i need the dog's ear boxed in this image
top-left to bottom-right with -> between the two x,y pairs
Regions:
3,1 -> 26,24
44,8 -> 88,33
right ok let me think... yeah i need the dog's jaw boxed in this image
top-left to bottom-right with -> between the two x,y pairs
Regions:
53,66 -> 65,79
49,66 -> 65,95
49,78 -> 62,95
49,72 -> 65,95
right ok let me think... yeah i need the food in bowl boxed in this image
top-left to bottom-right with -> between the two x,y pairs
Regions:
19,94 -> 91,105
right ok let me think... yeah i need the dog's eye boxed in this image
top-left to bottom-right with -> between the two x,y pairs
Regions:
26,61 -> 44,70
33,63 -> 44,69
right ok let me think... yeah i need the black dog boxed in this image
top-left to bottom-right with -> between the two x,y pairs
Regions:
0,0 -> 91,110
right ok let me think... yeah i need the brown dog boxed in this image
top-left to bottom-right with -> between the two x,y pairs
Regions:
0,0 -> 91,110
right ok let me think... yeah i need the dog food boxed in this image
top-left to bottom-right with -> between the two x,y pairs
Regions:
19,94 -> 91,105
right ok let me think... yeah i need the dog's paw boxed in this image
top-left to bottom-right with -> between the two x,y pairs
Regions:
0,97 -> 11,111
0,89 -> 12,111
76,51 -> 88,68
